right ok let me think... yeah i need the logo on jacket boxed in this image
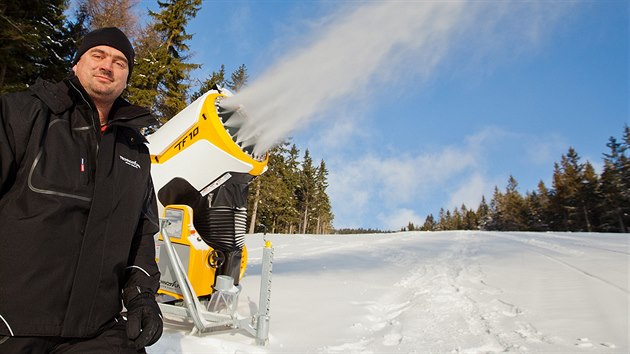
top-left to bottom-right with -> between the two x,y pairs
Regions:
119,155 -> 141,169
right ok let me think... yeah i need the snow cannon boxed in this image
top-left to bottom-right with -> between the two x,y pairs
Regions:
148,87 -> 267,216
147,88 -> 273,344
148,87 -> 267,286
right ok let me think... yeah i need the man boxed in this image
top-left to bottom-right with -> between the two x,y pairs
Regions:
0,27 -> 163,353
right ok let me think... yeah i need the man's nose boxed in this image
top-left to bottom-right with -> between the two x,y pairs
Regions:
99,58 -> 114,72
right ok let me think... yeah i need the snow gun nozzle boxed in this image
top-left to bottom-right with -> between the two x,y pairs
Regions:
215,96 -> 265,162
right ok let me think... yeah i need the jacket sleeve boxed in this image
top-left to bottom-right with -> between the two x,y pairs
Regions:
124,177 -> 161,294
0,95 -> 19,196
0,92 -> 42,198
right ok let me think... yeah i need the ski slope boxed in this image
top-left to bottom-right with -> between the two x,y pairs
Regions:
148,231 -> 629,353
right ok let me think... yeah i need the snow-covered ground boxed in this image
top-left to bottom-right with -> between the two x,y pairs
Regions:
149,231 -> 629,353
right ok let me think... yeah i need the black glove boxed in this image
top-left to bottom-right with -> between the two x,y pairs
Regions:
123,287 -> 163,350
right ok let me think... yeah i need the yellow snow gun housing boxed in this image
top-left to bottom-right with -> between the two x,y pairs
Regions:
155,204 -> 248,300
148,88 -> 273,343
147,88 -> 273,345
147,88 -> 268,296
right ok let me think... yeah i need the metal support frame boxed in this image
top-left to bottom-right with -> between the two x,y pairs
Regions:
157,218 -> 273,344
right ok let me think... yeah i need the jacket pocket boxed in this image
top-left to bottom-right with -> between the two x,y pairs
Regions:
28,119 -> 94,201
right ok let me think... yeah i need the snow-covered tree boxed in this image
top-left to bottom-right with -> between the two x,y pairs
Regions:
1,0 -> 76,92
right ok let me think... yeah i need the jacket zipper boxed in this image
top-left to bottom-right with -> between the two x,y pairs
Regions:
68,80 -> 102,185
67,80 -> 101,152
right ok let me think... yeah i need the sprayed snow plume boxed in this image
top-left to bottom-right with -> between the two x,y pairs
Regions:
219,1 -> 571,156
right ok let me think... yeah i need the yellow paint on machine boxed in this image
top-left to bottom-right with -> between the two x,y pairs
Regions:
150,93 -> 268,176
156,205 -> 248,300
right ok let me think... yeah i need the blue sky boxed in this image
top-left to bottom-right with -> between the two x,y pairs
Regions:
140,0 -> 628,230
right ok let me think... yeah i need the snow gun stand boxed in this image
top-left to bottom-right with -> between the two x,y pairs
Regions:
156,209 -> 274,345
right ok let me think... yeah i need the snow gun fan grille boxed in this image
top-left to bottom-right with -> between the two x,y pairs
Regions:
195,207 -> 247,252
215,97 -> 265,162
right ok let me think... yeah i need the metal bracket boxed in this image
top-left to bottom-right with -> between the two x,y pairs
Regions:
157,218 -> 274,344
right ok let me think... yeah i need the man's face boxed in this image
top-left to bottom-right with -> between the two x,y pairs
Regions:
72,45 -> 129,104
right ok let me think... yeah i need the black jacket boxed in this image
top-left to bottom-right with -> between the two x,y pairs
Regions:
0,75 -> 160,337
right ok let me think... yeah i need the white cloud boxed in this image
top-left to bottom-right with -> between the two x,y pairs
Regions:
307,106 -> 371,151
378,208 -> 424,231
328,146 -> 478,209
524,133 -> 568,166
227,5 -> 253,53
327,140 -> 482,229
464,126 -> 509,147
327,127 -> 569,229
446,173 -> 493,211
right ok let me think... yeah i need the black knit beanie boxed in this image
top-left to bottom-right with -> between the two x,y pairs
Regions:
73,27 -> 135,81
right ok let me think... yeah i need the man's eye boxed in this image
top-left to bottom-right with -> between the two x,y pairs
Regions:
116,61 -> 127,68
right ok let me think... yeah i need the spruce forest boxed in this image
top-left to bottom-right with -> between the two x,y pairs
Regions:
1,1 -> 627,234
407,130 -> 630,234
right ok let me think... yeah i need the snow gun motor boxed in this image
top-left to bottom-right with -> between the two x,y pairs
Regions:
147,88 -> 273,344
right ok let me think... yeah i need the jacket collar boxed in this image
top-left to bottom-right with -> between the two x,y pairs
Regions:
29,77 -> 74,115
28,74 -> 158,130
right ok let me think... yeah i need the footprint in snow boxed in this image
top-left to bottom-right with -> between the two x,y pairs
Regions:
575,338 -> 618,349
600,342 -> 617,348
575,338 -> 593,348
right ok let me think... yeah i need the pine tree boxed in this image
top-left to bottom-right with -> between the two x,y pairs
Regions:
285,144 -> 302,233
547,147 -> 604,232
297,149 -> 317,233
461,204 -> 478,230
248,143 -> 293,233
1,0 -> 76,93
421,214 -> 436,231
477,196 -> 490,230
68,2 -> 90,56
551,149 -> 581,230
313,160 -> 334,234
191,64 -> 248,101
191,64 -> 226,101
501,175 -> 527,230
599,135 -> 629,232
548,162 -> 564,230
580,162 -> 601,232
436,208 -> 450,231
485,187 -> 504,230
146,0 -> 202,121
126,23 -> 162,113
250,142 -> 306,234
524,187 -> 547,231
535,180 -> 551,230
451,207 -> 463,230
226,64 -> 248,92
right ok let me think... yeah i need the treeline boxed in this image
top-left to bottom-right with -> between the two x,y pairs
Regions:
335,228 -> 393,235
248,142 -> 334,235
406,126 -> 630,233
1,0 -> 334,234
